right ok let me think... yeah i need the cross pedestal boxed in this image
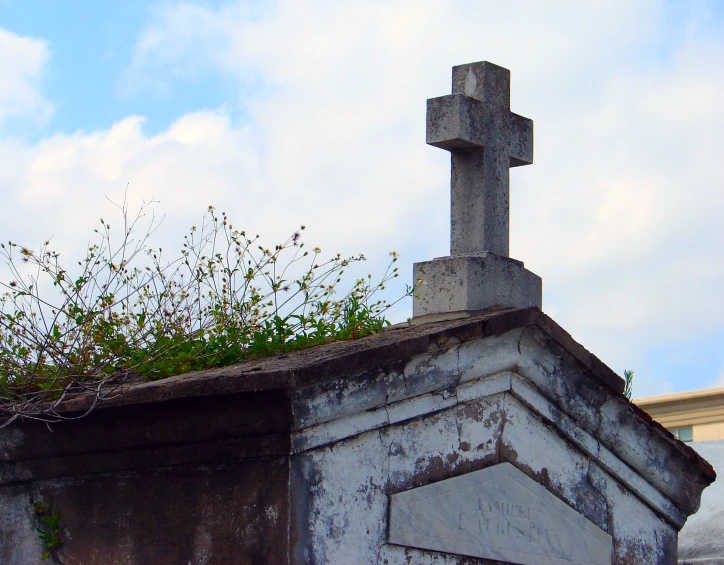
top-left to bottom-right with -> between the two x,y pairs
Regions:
413,61 -> 542,320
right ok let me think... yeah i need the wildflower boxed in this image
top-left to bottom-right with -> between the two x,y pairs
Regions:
313,247 -> 321,253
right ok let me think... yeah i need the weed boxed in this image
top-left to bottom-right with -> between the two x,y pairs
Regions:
0,198 -> 412,426
623,369 -> 634,399
32,501 -> 63,560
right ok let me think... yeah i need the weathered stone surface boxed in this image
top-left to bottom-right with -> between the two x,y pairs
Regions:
0,308 -> 715,564
426,62 -> 533,257
0,485 -> 41,562
286,332 -> 706,563
587,463 -> 678,564
678,440 -> 724,564
378,544 -> 507,565
0,390 -> 291,484
413,253 -> 542,317
291,376 -> 685,564
598,395 -> 709,515
389,463 -> 612,565
291,431 -> 389,564
44,459 -> 288,565
414,61 -> 540,316
35,308 -> 624,413
1,458 -> 291,565
0,392 -> 292,565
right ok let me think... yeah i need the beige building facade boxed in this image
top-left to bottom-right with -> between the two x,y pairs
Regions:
636,386 -> 724,442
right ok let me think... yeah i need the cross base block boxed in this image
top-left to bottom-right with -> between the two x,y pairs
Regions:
412,253 -> 542,318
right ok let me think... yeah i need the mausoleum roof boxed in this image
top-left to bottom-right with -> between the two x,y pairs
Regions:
55,306 -> 714,488
60,306 -> 621,410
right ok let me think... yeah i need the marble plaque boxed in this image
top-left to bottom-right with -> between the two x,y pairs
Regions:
389,463 -> 612,565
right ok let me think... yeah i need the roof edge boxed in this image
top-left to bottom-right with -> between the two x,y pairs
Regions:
8,306 -> 716,495
55,307 -> 626,413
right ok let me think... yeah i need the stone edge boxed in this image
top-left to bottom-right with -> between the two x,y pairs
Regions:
35,307 -> 718,488
292,370 -> 688,528
56,307 -> 616,407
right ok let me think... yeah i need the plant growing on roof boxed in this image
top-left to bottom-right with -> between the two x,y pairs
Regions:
0,197 -> 411,427
623,369 -> 634,400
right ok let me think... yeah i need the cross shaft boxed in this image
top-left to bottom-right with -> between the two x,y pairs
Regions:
426,61 -> 533,257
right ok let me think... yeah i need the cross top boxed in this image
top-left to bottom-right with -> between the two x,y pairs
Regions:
427,61 -> 533,257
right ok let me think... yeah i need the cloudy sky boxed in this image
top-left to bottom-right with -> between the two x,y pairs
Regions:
0,0 -> 722,397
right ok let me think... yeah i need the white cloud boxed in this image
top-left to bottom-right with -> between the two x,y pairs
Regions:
1,111 -> 263,252
1,1 -> 723,396
0,27 -> 53,126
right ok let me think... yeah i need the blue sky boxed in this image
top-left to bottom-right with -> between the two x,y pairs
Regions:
0,0 -> 723,397
0,0 -> 238,139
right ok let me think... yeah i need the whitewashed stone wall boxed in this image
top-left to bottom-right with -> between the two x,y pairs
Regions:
290,326 -> 686,564
0,309 -> 711,564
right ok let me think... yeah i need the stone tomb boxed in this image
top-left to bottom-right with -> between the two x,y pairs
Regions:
0,309 -> 715,563
0,61 -> 716,564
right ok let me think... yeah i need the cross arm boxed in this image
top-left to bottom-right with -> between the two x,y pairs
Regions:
427,94 -> 534,167
426,94 -> 485,151
507,113 -> 533,167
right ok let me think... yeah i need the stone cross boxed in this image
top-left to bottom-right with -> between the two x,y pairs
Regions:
413,61 -> 541,317
427,61 -> 533,257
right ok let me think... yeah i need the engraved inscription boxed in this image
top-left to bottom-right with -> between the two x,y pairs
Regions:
389,463 -> 612,565
456,498 -> 561,548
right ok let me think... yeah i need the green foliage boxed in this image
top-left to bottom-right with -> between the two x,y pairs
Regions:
623,369 -> 634,399
0,199 -> 411,426
32,501 -> 63,560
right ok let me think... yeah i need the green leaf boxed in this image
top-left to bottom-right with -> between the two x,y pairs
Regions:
623,369 -> 634,399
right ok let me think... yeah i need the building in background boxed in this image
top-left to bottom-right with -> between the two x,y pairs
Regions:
636,386 -> 724,443
635,387 -> 724,562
